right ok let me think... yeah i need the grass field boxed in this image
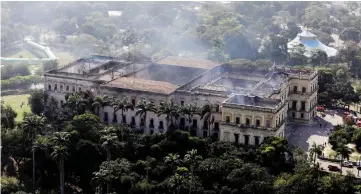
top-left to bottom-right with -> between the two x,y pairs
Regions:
8,50 -> 38,59
2,94 -> 31,121
52,50 -> 75,67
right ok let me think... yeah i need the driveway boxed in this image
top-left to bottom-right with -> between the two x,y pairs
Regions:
286,111 -> 361,177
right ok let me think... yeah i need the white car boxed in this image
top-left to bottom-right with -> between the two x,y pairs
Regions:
342,161 -> 353,168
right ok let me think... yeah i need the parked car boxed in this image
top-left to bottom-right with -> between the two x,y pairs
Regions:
342,161 -> 353,168
328,165 -> 341,172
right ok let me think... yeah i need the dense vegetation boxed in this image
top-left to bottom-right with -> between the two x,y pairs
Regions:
2,1 -> 361,193
1,90 -> 360,194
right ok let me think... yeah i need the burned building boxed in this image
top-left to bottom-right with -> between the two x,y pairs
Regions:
45,55 -> 318,146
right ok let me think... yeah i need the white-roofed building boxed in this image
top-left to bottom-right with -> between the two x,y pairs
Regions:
288,30 -> 338,57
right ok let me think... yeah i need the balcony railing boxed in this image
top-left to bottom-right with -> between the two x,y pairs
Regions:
220,120 -> 285,131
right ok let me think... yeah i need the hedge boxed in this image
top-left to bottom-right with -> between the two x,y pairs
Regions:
1,75 -> 43,91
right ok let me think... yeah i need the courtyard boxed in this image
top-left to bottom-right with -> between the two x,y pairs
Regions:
286,110 -> 361,177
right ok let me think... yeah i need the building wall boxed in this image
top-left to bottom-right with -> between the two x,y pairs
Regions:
44,69 -> 318,145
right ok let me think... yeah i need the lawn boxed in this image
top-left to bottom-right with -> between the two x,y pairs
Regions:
8,50 -> 38,59
52,50 -> 76,67
1,94 -> 31,121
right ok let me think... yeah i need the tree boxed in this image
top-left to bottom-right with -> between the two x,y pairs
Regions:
289,45 -> 308,66
179,103 -> 199,134
50,132 -> 71,194
310,49 -> 328,68
135,99 -> 157,132
164,153 -> 182,173
336,143 -> 352,172
92,95 -> 112,118
65,93 -> 87,116
340,27 -> 361,42
338,41 -> 361,78
22,114 -> 46,194
112,97 -> 134,124
100,127 -> 120,193
259,35 -> 289,62
200,102 -> 215,137
308,142 -> 324,164
1,103 -> 17,129
28,90 -> 47,115
157,101 -> 179,130
183,149 -> 202,194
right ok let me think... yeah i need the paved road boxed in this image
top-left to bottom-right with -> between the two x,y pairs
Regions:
286,112 -> 361,177
317,158 -> 361,177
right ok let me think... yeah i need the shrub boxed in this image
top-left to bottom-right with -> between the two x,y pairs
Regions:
0,75 -> 43,91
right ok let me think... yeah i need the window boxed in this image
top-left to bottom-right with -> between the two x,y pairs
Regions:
192,119 -> 197,128
203,120 -> 208,129
226,116 -> 231,123
78,87 -> 82,91
54,84 -> 58,91
215,104 -> 220,112
301,101 -> 306,111
214,122 -> 219,130
224,132 -> 230,141
256,119 -> 261,127
255,136 -> 260,145
122,115 -> 126,124
113,113 -> 117,123
150,130 -> 154,135
302,87 -> 306,93
301,113 -> 304,118
60,85 -> 63,91
131,99 -> 136,106
234,134 -> 239,144
246,118 -> 250,125
292,101 -> 297,110
293,86 -> 297,92
48,84 -> 52,91
159,121 -> 164,129
180,118 -> 185,126
266,120 -> 271,128
66,85 -> 69,91
60,100 -> 64,107
72,86 -> 75,92
150,119 -> 154,128
244,135 -> 249,145
181,101 -> 184,106
292,112 -> 296,118
104,112 -> 109,122
203,131 -> 208,137
140,118 -> 145,126
131,117 -> 136,126
235,117 -> 240,124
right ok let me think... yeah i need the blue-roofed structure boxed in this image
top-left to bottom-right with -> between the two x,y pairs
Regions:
287,30 -> 338,57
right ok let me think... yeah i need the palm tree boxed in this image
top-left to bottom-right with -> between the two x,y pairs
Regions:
135,99 -> 157,132
22,114 -> 46,194
65,93 -> 87,115
164,153 -> 182,173
112,97 -> 134,124
183,149 -> 202,194
308,142 -> 324,164
50,132 -> 71,194
336,143 -> 352,172
100,127 -> 120,194
179,103 -> 199,135
200,101 -> 215,137
92,95 -> 112,118
157,101 -> 179,130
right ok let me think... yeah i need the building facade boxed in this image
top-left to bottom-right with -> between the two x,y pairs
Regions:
45,56 -> 318,146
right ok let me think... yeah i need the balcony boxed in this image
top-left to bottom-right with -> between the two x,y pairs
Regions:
220,120 -> 285,131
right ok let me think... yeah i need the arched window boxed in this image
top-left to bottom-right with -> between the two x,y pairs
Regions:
72,86 -> 75,92
66,85 -> 69,91
60,84 -> 63,91
78,87 -> 82,91
48,84 -> 52,91
54,84 -> 58,91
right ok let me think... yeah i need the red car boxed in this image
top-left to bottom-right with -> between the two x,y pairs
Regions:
328,165 -> 341,172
